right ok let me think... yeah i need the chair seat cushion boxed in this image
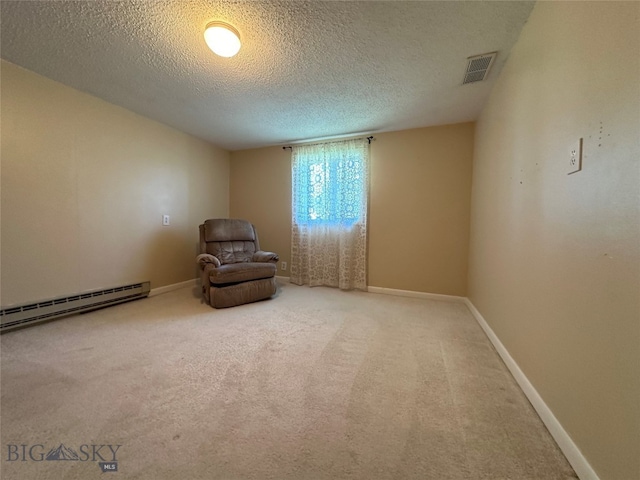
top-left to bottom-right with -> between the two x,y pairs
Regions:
209,262 -> 277,285
209,277 -> 277,308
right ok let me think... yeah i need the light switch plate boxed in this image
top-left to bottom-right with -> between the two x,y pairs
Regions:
568,138 -> 583,175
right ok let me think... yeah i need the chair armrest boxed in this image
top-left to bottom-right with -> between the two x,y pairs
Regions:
196,253 -> 221,268
252,251 -> 279,263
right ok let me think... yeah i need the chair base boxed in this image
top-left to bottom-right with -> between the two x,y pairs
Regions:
207,277 -> 277,308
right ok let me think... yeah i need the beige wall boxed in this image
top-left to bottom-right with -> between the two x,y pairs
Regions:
369,125 -> 473,296
0,60 -> 230,306
230,123 -> 474,296
229,145 -> 292,268
467,2 -> 640,480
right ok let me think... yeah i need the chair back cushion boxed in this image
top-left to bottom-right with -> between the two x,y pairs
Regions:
202,219 -> 257,264
204,219 -> 255,242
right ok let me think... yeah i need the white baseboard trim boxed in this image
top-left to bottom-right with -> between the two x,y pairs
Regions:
149,279 -> 197,297
367,285 -> 465,303
463,298 -> 599,480
277,280 -> 463,303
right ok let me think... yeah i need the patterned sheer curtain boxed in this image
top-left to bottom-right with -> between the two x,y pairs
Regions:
290,138 -> 369,290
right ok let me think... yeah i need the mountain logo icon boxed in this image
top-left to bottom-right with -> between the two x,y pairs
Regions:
45,444 -> 80,461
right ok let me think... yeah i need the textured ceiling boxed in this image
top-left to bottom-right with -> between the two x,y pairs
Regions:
0,1 -> 535,151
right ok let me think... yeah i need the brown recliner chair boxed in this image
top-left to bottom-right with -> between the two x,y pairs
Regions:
196,219 -> 279,308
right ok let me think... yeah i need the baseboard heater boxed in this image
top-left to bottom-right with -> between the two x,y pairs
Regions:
0,281 -> 150,333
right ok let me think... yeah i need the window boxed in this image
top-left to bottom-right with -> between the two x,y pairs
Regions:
292,139 -> 368,227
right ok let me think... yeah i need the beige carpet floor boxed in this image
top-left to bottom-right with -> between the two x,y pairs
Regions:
1,282 -> 576,479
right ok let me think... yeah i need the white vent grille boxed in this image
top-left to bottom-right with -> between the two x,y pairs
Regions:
0,282 -> 150,332
462,52 -> 497,84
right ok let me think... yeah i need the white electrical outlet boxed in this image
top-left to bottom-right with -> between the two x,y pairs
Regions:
568,138 -> 583,175
281,261 -> 287,271
162,215 -> 170,226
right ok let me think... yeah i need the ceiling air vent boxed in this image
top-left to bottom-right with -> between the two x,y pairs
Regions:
462,52 -> 497,85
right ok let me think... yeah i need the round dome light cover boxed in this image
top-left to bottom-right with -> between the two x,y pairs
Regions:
204,22 -> 241,58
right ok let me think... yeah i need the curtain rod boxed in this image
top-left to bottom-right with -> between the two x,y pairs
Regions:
282,136 -> 374,150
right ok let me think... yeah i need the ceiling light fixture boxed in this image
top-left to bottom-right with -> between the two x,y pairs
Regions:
204,21 -> 241,58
